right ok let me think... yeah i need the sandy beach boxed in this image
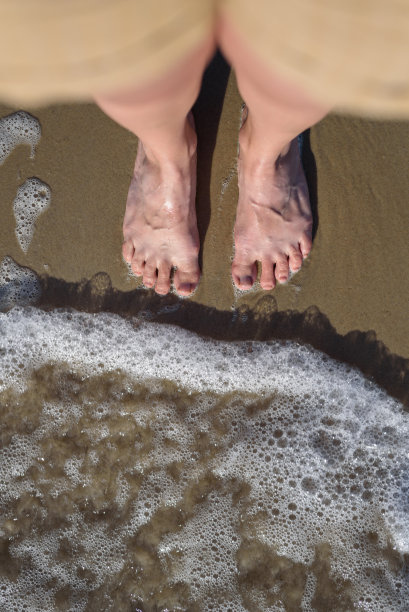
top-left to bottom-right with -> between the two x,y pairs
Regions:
1,52 -> 409,609
1,53 -> 409,403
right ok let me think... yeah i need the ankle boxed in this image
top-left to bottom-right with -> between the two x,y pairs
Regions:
238,112 -> 295,167
239,123 -> 300,176
141,117 -> 197,170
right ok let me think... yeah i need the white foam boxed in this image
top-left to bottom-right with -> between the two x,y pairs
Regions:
0,307 -> 408,610
0,111 -> 41,165
13,178 -> 51,253
0,257 -> 41,311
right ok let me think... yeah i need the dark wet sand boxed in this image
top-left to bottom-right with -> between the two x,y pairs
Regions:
1,53 -> 409,402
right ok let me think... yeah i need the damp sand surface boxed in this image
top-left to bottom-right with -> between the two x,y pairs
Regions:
0,308 -> 408,611
1,73 -> 409,610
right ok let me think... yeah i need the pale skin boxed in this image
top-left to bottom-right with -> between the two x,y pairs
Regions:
94,15 -> 330,296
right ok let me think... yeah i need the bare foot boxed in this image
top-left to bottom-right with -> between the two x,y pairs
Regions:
232,115 -> 313,291
122,118 -> 200,296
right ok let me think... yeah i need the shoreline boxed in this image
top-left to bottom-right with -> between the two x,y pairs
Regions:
35,273 -> 408,407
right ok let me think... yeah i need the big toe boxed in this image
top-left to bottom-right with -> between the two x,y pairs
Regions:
232,261 -> 257,290
174,262 -> 200,296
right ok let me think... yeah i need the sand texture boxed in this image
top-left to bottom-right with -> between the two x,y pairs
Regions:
1,53 -> 409,403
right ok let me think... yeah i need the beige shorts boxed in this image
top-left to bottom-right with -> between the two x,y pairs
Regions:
1,0 -> 408,117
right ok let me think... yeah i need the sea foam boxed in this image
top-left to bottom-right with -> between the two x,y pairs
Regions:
13,178 -> 51,253
0,307 -> 408,611
0,257 -> 41,311
0,111 -> 41,165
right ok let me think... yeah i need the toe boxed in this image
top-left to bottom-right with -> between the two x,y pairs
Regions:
131,254 -> 145,276
122,239 -> 134,263
288,245 -> 303,273
143,262 -> 157,288
155,263 -> 171,295
275,254 -> 289,284
231,260 -> 257,291
174,261 -> 200,296
299,233 -> 312,258
260,259 -> 275,290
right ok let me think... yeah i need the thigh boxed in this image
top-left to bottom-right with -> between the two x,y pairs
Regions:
217,0 -> 409,118
0,0 -> 216,106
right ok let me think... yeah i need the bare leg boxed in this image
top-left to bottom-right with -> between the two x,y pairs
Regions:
218,17 -> 331,290
94,37 -> 215,296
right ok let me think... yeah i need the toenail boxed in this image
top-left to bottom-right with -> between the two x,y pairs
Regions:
239,276 -> 253,288
178,283 -> 194,295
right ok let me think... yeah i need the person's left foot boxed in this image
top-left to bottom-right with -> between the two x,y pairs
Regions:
232,125 -> 313,291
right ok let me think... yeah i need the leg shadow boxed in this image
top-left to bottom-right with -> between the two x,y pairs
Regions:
193,51 -> 231,269
301,129 -> 319,239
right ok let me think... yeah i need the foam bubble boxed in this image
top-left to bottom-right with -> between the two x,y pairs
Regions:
0,257 -> 41,311
12,178 -> 51,253
0,111 -> 41,165
0,307 -> 408,610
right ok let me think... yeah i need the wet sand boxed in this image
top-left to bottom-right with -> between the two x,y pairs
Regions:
1,52 -> 409,611
1,53 -> 409,401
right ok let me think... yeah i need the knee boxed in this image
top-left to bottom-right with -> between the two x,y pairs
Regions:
94,35 -> 217,127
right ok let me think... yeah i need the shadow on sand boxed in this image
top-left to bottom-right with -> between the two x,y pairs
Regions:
37,271 -> 409,409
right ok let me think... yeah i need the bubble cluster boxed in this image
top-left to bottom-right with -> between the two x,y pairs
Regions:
0,111 -> 41,165
0,308 -> 408,610
0,257 -> 41,311
13,178 -> 51,253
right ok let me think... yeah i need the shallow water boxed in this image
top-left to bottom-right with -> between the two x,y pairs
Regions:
0,307 -> 408,611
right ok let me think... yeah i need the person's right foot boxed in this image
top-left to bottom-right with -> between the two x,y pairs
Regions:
122,118 -> 200,296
